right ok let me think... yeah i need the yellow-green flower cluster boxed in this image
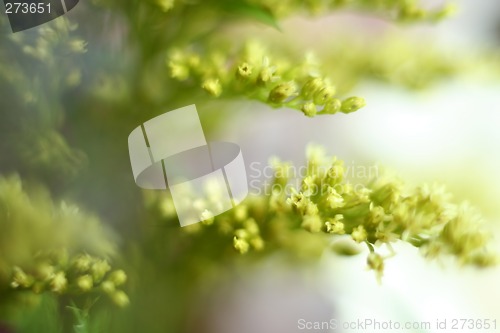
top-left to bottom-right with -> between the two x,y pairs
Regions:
0,17 -> 88,181
247,0 -> 455,22
323,37 -> 461,91
0,176 -> 125,306
2,17 -> 86,88
167,36 -> 469,117
154,0 -> 175,12
10,253 -> 129,307
167,41 -> 365,116
152,146 -> 496,281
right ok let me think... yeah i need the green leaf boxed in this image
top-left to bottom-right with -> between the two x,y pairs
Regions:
216,1 -> 281,30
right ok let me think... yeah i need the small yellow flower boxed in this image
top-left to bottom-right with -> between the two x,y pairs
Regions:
326,187 -> 345,209
250,237 -> 265,251
72,254 -> 92,272
168,62 -> 189,80
11,267 -> 34,289
301,77 -> 324,99
268,81 -> 297,103
233,237 -> 250,254
111,290 -> 130,307
301,102 -> 317,117
101,280 -> 115,294
257,66 -> 277,85
351,225 -> 368,243
108,270 -> 127,286
202,78 -> 222,97
237,62 -> 253,79
314,86 -> 336,105
50,272 -> 67,294
340,97 -> 366,113
323,98 -> 341,114
369,205 -> 388,225
244,218 -> 260,236
325,215 -> 345,234
234,205 -> 248,221
156,0 -> 174,12
76,275 -> 94,292
234,229 -> 249,239
91,259 -> 111,282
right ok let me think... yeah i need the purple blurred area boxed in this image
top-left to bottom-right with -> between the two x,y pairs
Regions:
0,323 -> 14,333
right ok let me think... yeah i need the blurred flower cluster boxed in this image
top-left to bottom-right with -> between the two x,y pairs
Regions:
0,176 -> 127,312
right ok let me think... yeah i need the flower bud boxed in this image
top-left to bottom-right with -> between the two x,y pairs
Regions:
325,216 -> 345,235
314,86 -> 336,105
11,267 -> 34,289
301,102 -> 317,117
91,260 -> 111,282
111,290 -> 130,308
233,237 -> 250,254
301,77 -> 323,99
351,225 -> 368,243
268,81 -> 296,103
156,0 -> 174,12
340,97 -> 366,113
72,254 -> 92,273
257,66 -> 276,85
250,237 -> 265,251
50,272 -> 67,294
202,78 -> 222,97
101,280 -> 116,294
168,62 -> 189,80
76,275 -> 94,292
108,270 -> 127,286
323,98 -> 341,114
